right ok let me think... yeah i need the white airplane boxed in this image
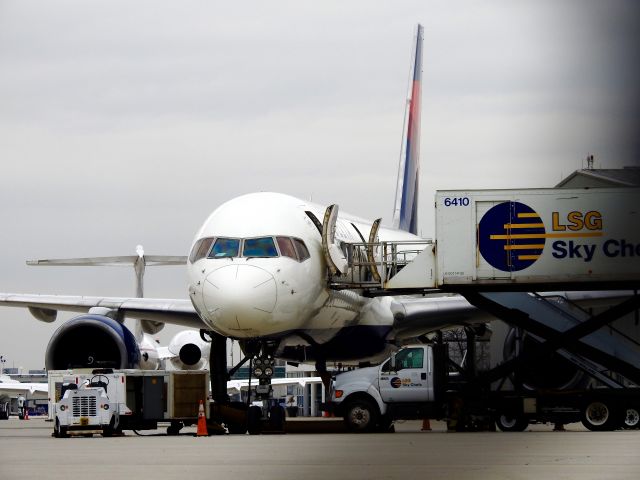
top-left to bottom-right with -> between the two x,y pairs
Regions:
0,374 -> 48,397
0,25 -> 623,409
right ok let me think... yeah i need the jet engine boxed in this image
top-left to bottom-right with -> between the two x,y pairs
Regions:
163,330 -> 210,371
503,327 -> 585,390
138,334 -> 162,370
45,314 -> 140,370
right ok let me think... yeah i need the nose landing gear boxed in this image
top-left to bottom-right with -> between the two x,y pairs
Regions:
206,333 -> 285,434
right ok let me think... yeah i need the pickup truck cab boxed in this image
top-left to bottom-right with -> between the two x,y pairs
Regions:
332,345 -> 440,432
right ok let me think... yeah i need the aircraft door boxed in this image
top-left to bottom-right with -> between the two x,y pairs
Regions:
366,218 -> 382,282
379,347 -> 432,403
322,204 -> 349,276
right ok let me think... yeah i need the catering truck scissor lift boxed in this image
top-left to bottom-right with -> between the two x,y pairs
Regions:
328,187 -> 640,431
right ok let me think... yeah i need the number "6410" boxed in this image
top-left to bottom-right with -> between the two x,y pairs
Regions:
443,197 -> 470,207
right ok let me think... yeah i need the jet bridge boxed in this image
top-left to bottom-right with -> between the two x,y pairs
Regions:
326,187 -> 640,387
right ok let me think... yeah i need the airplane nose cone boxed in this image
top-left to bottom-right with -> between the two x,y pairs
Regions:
202,264 -> 277,335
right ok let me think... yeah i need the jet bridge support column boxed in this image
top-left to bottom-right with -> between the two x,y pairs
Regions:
463,291 -> 640,386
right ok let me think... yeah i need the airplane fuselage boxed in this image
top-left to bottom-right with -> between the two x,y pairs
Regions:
187,192 -> 419,361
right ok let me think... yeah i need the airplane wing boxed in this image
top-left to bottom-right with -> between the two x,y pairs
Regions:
389,295 -> 492,341
0,293 -> 203,329
0,381 -> 48,396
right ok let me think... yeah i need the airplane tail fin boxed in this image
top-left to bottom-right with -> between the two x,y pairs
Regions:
392,24 -> 423,235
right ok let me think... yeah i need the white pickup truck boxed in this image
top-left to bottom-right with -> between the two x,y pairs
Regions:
331,343 -> 640,432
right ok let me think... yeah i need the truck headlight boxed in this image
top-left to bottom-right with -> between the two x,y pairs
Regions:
59,405 -> 66,412
103,404 -> 110,410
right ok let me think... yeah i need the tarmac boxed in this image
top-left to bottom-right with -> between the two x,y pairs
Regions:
1,417 -> 640,480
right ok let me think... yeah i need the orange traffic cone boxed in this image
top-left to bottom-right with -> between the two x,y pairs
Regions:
196,400 -> 208,437
421,418 -> 431,431
24,409 -> 29,420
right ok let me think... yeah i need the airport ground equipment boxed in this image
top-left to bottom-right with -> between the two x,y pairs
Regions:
331,187 -> 640,292
327,187 -> 640,431
49,369 -> 208,437
331,341 -> 640,432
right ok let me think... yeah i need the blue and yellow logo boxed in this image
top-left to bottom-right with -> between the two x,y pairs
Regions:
478,202 -> 547,271
479,202 -> 606,271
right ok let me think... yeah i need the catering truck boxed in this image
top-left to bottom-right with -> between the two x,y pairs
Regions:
435,187 -> 640,289
50,369 -> 209,437
331,342 -> 640,432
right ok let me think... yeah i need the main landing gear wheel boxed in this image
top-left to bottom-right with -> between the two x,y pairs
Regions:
623,406 -> 640,429
247,406 -> 263,435
344,399 -> 378,433
269,406 -> 285,432
581,400 -> 621,431
495,413 -> 528,432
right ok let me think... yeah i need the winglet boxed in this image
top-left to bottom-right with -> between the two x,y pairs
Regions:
392,24 -> 423,235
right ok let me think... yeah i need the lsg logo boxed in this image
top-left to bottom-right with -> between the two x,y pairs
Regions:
478,201 -> 610,272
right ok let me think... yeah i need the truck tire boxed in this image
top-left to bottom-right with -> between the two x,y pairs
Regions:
495,414 -> 528,432
377,415 -> 394,433
344,398 -> 378,433
623,406 -> 640,429
54,419 -> 68,438
581,400 -> 620,431
102,416 -> 117,437
247,406 -> 262,435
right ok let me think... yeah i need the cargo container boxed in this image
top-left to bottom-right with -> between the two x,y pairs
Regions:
435,187 -> 640,289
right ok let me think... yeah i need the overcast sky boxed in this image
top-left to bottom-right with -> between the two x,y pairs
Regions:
0,0 -> 638,369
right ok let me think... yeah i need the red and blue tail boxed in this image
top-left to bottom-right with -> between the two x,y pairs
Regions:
393,24 -> 423,235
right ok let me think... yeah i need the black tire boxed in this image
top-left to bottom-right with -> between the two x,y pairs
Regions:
495,413 -> 529,432
377,415 -> 394,433
167,422 -> 183,436
54,419 -> 68,438
581,400 -> 621,431
268,406 -> 285,431
247,406 -> 262,435
102,416 -> 117,437
622,406 -> 640,429
225,401 -> 248,434
343,398 -> 379,433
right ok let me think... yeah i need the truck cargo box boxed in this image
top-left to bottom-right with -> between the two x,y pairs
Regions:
436,187 -> 640,288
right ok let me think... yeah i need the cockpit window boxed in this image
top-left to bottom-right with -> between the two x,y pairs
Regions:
242,237 -> 278,257
293,238 -> 310,261
276,237 -> 297,260
189,237 -> 214,263
208,238 -> 240,258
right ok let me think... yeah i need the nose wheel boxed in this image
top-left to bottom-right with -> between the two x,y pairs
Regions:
207,334 -> 284,434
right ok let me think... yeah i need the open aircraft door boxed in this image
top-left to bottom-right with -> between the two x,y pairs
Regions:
366,218 -> 382,282
322,205 -> 348,276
